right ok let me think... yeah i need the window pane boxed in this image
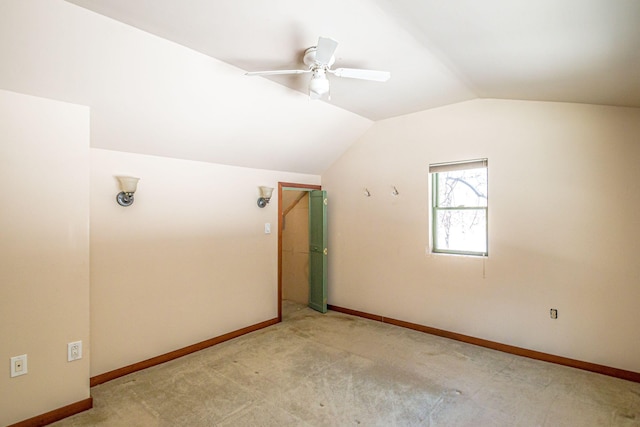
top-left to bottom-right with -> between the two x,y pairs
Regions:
434,209 -> 487,253
436,169 -> 487,208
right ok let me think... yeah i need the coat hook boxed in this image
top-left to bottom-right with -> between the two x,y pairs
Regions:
392,186 -> 399,196
364,188 -> 371,197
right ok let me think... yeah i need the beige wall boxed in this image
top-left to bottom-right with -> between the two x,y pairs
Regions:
0,90 -> 90,425
322,99 -> 640,373
282,191 -> 310,304
91,149 -> 319,376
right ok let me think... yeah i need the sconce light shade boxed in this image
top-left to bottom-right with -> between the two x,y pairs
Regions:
116,176 -> 140,207
257,186 -> 274,208
117,176 -> 139,193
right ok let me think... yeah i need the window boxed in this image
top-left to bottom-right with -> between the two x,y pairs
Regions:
430,159 -> 488,256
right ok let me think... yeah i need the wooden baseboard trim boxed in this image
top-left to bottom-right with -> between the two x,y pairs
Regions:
328,304 -> 640,383
8,397 -> 93,427
90,317 -> 279,387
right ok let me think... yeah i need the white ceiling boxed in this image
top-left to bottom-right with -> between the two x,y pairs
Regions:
66,0 -> 640,121
3,1 -> 639,175
1,0 -> 373,174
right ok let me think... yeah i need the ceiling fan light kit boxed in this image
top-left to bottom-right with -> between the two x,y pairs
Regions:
246,36 -> 390,100
309,69 -> 330,99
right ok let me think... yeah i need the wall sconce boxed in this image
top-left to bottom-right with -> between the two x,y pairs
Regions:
257,186 -> 274,208
116,176 -> 140,207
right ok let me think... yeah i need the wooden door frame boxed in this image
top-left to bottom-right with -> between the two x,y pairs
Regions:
277,182 -> 322,321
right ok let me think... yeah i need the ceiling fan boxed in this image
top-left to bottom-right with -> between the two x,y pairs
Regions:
245,36 -> 390,100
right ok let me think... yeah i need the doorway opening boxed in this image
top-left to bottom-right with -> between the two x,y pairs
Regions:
278,182 -> 322,321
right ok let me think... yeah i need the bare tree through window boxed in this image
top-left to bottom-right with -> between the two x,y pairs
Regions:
431,160 -> 488,256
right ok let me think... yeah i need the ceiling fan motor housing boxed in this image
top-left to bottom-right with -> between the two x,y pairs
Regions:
303,46 -> 335,68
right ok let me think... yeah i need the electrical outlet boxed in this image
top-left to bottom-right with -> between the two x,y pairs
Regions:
550,309 -> 558,319
10,354 -> 27,378
68,341 -> 82,362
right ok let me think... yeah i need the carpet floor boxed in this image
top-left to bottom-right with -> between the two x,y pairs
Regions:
52,301 -> 640,426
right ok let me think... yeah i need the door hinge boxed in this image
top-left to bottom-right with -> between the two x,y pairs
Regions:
323,248 -> 328,255
324,198 -> 328,205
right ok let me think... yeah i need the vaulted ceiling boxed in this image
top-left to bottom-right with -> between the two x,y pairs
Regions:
2,1 -> 639,175
67,0 -> 640,120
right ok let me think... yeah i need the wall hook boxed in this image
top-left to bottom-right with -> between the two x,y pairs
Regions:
364,188 -> 371,197
392,186 -> 399,196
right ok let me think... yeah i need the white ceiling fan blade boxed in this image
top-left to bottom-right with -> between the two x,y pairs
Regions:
330,68 -> 391,82
314,37 -> 338,65
245,69 -> 310,77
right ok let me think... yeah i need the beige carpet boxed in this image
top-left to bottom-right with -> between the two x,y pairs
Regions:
53,301 -> 640,426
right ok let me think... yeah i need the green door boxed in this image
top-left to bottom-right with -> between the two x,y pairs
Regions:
308,190 -> 328,313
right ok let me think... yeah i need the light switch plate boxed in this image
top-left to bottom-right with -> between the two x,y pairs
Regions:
264,223 -> 271,234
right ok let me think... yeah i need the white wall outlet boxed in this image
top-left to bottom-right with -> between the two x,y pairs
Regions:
10,354 -> 28,378
68,341 -> 82,362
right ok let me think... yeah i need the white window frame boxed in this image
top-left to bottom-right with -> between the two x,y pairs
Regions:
429,159 -> 488,257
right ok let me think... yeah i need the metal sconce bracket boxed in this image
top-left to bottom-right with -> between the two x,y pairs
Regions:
116,191 -> 135,207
